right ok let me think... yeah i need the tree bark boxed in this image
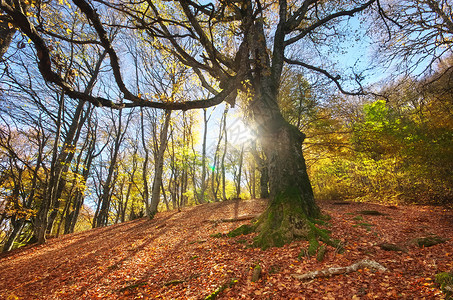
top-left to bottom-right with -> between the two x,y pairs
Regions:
149,110 -> 171,217
2,170 -> 24,252
247,16 -> 320,249
94,109 -> 131,227
251,142 -> 269,198
221,106 -> 229,200
251,99 -> 320,248
2,218 -> 24,252
235,144 -> 244,198
199,108 -> 209,203
67,117 -> 97,234
0,8 -> 16,60
140,107 -> 151,215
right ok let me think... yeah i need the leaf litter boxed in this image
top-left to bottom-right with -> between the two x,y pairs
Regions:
0,199 -> 451,299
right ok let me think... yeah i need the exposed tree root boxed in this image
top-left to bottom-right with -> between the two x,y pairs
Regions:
291,259 -> 387,281
208,214 -> 260,225
413,235 -> 448,247
357,210 -> 386,216
163,279 -> 185,286
251,265 -> 262,282
379,243 -> 406,252
205,278 -> 238,300
119,282 -> 148,292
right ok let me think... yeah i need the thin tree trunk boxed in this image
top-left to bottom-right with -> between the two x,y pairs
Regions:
3,171 -> 24,252
149,110 -> 171,217
199,108 -> 209,203
212,107 -> 227,202
35,51 -> 107,243
180,114 -> 188,207
221,106 -> 228,200
94,109 -> 132,227
35,91 -> 65,244
140,108 -> 151,216
251,160 -> 256,199
161,181 -> 170,211
190,130 -> 202,204
67,118 -> 97,233
2,218 -> 24,252
235,144 -> 244,198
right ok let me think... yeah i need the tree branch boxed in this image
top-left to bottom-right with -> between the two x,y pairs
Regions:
0,0 -> 241,110
284,57 -> 364,95
71,0 -> 136,101
179,0 -> 235,71
285,0 -> 376,46
285,0 -> 316,32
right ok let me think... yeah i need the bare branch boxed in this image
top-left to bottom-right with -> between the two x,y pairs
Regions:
285,0 -> 376,46
71,0 -> 136,101
284,57 -> 364,95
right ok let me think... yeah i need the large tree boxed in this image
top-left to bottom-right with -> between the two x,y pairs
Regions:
1,0 -> 379,247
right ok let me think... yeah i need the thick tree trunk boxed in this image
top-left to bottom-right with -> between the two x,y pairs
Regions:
262,120 -> 318,216
241,15 -> 320,248
252,110 -> 320,248
259,163 -> 269,199
251,142 -> 269,198
248,65 -> 319,248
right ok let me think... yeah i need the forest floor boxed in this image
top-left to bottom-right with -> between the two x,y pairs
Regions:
0,199 -> 452,299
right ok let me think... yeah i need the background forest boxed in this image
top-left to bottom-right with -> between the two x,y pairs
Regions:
0,0 -> 452,253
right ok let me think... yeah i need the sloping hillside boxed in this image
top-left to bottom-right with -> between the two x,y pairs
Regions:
0,199 -> 452,299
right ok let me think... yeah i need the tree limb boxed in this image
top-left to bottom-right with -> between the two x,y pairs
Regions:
0,0 -> 241,110
284,57 -> 364,95
285,0 -> 376,46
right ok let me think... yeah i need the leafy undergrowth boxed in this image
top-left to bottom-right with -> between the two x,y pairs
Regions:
0,199 -> 452,299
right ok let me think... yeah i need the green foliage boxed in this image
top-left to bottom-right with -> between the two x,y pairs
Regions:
251,264 -> 262,282
227,224 -> 255,237
307,236 -> 319,256
357,210 -> 385,216
316,245 -> 327,262
352,215 -> 364,221
413,236 -> 447,248
435,272 -> 453,300
307,69 -> 453,204
210,233 -> 225,238
205,278 -> 238,300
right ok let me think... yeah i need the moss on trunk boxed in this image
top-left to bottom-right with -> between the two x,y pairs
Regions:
250,187 -> 336,249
